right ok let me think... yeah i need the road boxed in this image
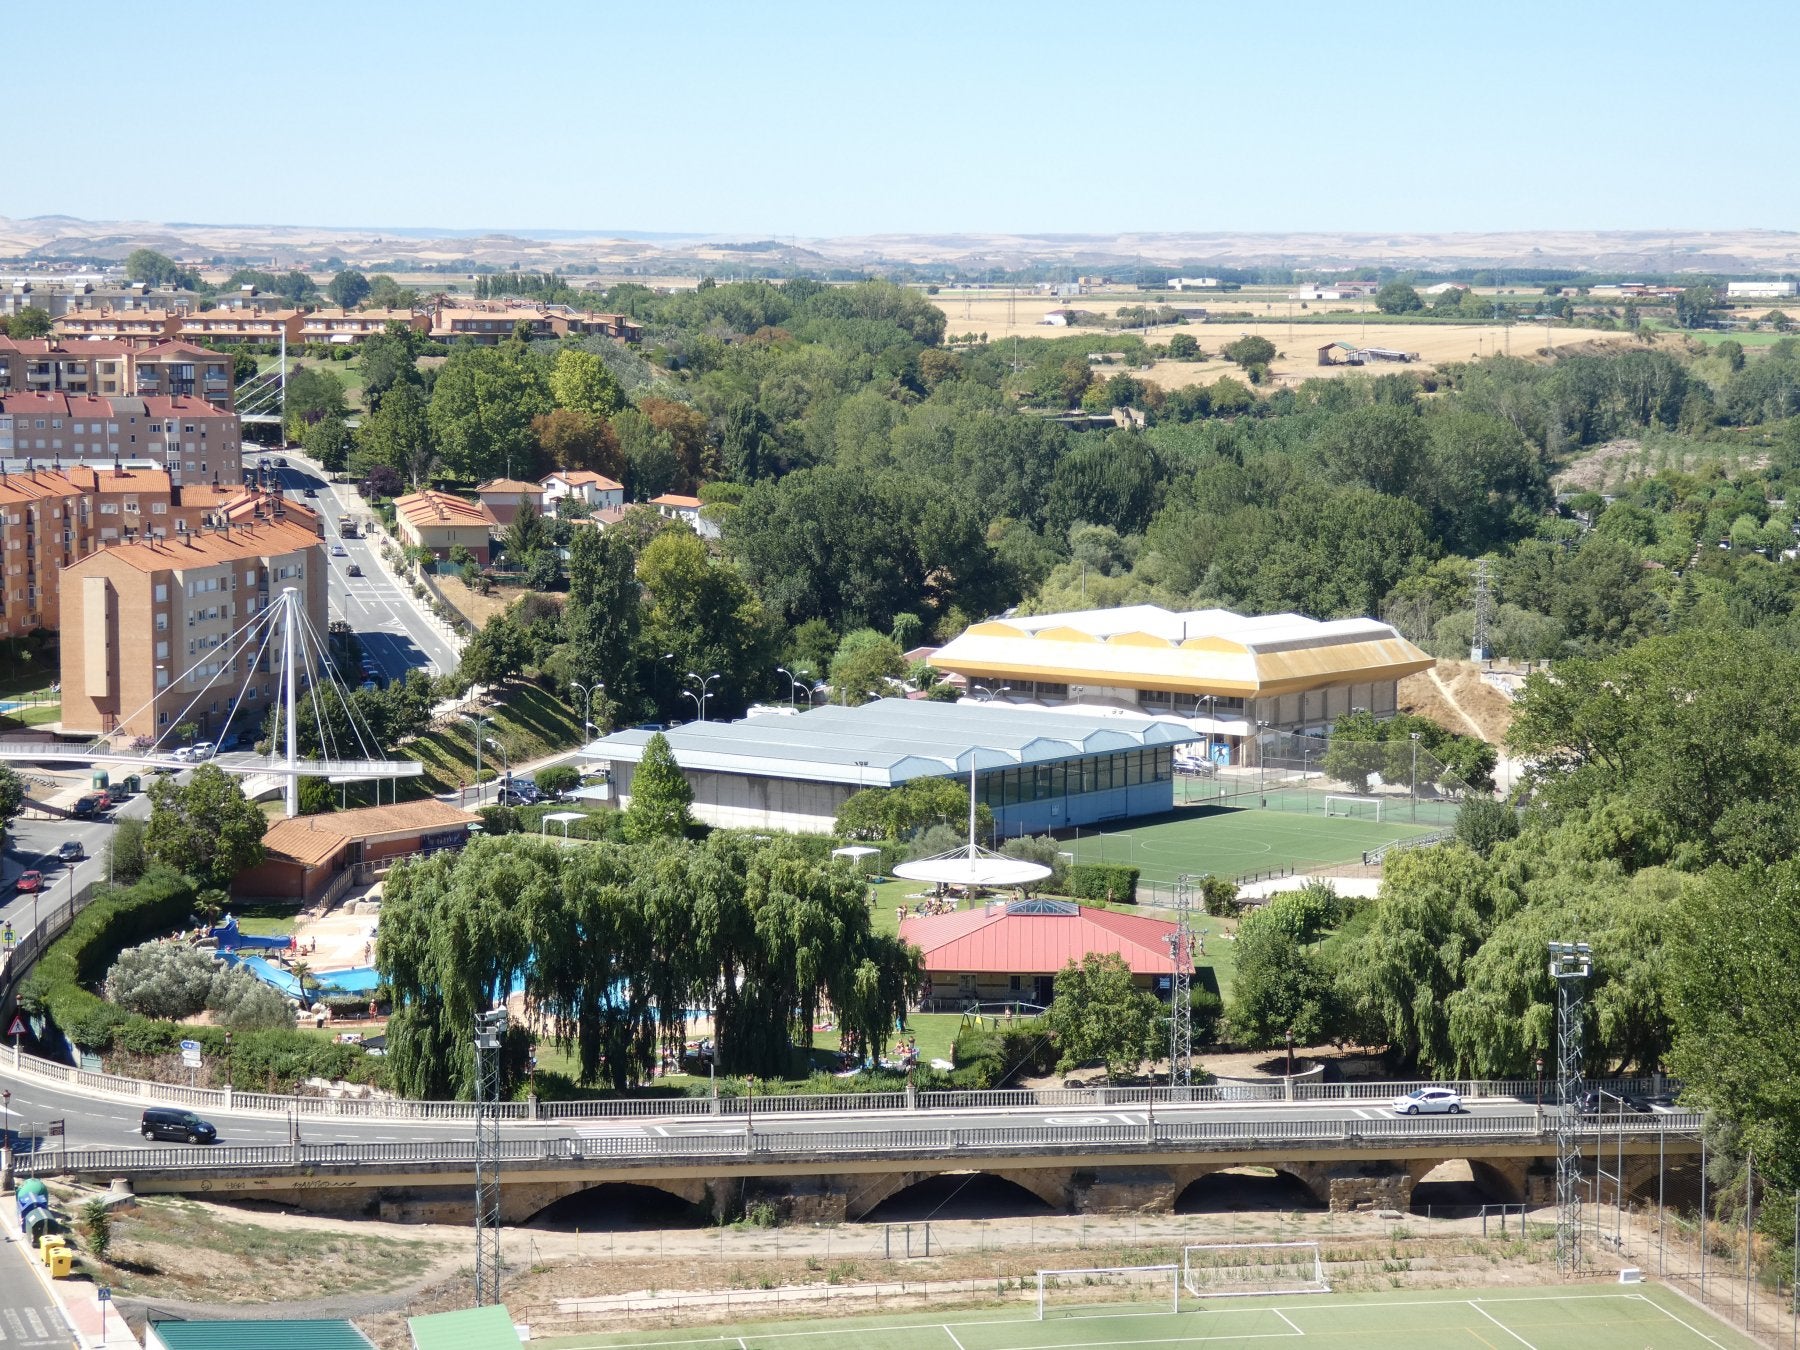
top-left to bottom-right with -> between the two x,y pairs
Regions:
0,792 -> 152,941
0,1061 -> 1560,1154
255,452 -> 460,685
0,1228 -> 68,1349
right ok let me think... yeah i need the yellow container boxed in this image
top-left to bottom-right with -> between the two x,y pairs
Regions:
46,1247 -> 72,1278
37,1233 -> 66,1261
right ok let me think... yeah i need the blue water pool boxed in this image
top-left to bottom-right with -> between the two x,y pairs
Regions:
221,955 -> 381,998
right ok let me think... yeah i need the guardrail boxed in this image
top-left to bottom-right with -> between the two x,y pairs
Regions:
1,1047 -> 1672,1125
0,880 -> 99,1012
12,1111 -> 1707,1179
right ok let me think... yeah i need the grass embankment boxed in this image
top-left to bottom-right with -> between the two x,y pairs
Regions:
403,685 -> 587,795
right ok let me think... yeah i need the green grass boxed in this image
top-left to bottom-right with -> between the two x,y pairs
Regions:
403,684 -> 587,794
1066,804 -> 1441,889
539,1284 -> 1757,1350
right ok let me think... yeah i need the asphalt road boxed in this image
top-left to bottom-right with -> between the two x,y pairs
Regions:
0,1065 -> 1555,1154
0,792 -> 152,940
254,453 -> 460,684
0,1229 -> 68,1348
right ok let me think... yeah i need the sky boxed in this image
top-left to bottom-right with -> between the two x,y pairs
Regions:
12,0 -> 1799,238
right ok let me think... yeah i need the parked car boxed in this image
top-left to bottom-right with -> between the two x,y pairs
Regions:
103,781 -> 131,804
303,487 -> 318,498
189,741 -> 216,760
346,563 -> 362,577
274,457 -> 288,468
1392,1087 -> 1463,1115
140,1108 -> 217,1144
57,840 -> 84,862
71,792 -> 106,817
15,869 -> 42,893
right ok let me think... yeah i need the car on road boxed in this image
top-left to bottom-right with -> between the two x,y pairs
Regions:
346,563 -> 362,577
104,781 -> 131,804
331,543 -> 347,557
303,487 -> 318,498
15,869 -> 42,893
141,1107 -> 217,1144
274,457 -> 288,468
57,840 -> 84,862
1392,1087 -> 1463,1115
173,741 -> 217,763
72,792 -> 107,817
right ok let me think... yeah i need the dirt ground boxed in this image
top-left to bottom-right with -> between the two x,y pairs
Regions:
432,573 -> 517,631
1399,661 -> 1517,745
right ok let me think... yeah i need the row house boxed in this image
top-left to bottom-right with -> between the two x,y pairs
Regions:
428,303 -> 642,345
298,308 -> 429,344
0,338 -> 235,406
175,308 -> 305,346
54,307 -> 182,343
60,517 -> 328,741
0,393 -> 242,484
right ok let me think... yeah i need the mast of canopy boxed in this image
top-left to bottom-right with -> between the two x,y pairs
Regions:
283,586 -> 300,818
968,757 -> 979,856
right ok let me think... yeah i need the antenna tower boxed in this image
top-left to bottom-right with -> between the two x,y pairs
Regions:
1471,558 -> 1492,662
473,1008 -> 508,1304
1550,941 -> 1592,1273
1166,873 -> 1194,1087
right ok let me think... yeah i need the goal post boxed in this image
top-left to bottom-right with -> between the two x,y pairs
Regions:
1182,1241 -> 1327,1299
1035,1264 -> 1179,1319
1322,794 -> 1382,822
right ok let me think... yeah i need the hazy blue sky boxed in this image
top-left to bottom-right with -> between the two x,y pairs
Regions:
14,0 -> 1796,236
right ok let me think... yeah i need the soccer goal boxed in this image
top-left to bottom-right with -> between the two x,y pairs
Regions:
1182,1241 -> 1328,1299
1323,794 -> 1382,822
1035,1264 -> 1180,1319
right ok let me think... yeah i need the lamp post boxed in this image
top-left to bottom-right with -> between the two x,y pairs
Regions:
223,1031 -> 233,1090
971,683 -> 1012,703
1535,1054 -> 1545,1126
570,680 -> 598,736
1409,731 -> 1421,823
684,671 -> 721,722
1256,720 -> 1270,801
1285,1027 -> 1295,1079
775,667 -> 805,709
460,712 -> 491,804
486,736 -> 510,793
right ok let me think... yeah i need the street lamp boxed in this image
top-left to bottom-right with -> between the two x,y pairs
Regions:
971,683 -> 1012,703
460,712 -> 491,804
486,736 -> 511,790
1285,1028 -> 1295,1078
1409,731 -> 1421,822
775,667 -> 805,709
223,1031 -> 233,1089
684,671 -> 721,722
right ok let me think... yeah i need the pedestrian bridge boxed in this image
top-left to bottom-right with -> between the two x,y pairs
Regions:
14,1112 -> 1703,1227
0,741 -> 423,779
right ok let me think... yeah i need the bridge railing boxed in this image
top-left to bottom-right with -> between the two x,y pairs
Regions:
0,1046 -> 1675,1124
11,1111 -> 1709,1178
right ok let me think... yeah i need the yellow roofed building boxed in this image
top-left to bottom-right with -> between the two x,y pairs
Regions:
929,605 -> 1433,765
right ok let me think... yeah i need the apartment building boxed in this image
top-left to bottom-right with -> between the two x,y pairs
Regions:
176,308 -> 305,346
428,303 -> 642,345
298,308 -> 428,344
54,308 -> 183,343
0,393 -> 242,482
60,517 -> 328,741
0,339 -> 236,407
393,489 -> 495,562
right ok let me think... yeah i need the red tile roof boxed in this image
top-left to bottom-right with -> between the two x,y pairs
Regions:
899,903 -> 1179,976
650,493 -> 702,509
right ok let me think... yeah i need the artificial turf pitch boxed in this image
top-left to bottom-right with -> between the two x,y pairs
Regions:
540,1284 -> 1756,1350
1064,804 -> 1442,887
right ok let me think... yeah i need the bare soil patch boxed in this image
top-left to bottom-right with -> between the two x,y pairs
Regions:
1399,661 -> 1516,744
432,573 -> 520,631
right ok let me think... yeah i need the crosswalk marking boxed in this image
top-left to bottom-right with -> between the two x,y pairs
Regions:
21,1310 -> 44,1339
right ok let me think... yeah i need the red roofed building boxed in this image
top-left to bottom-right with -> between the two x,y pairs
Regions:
901,898 -> 1184,1008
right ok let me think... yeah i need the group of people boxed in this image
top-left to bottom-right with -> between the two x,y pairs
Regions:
896,895 -> 960,923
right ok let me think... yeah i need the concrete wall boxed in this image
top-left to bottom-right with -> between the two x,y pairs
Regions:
610,761 -> 854,835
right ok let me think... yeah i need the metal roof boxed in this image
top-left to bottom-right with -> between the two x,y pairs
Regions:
581,698 -> 1198,788
900,901 -> 1181,976
407,1305 -> 523,1350
150,1320 -> 375,1350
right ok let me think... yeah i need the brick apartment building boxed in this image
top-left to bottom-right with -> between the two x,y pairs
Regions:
298,308 -> 429,344
53,307 -> 182,343
427,302 -> 642,345
60,517 -> 328,741
175,308 -> 305,347
0,338 -> 236,407
0,392 -> 243,481
3,279 -> 191,319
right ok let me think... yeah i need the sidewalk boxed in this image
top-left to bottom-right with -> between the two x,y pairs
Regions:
0,1176 -> 138,1347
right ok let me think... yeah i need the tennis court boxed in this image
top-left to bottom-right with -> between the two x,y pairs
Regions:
1065,805 -> 1443,887
542,1284 -> 1756,1350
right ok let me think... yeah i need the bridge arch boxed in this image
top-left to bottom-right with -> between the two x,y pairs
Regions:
852,1169 -> 1065,1222
512,1178 -> 711,1228
1173,1166 -> 1328,1214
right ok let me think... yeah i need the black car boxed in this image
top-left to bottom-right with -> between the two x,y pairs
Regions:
56,840 -> 84,862
141,1107 -> 217,1144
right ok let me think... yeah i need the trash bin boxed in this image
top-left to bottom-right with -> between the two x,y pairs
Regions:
91,769 -> 110,790
46,1246 -> 72,1278
121,774 -> 142,793
38,1233 -> 66,1263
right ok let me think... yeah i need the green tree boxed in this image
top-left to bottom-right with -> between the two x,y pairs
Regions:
1374,281 -> 1423,314
563,527 -> 641,724
1166,332 -> 1200,360
623,733 -> 692,842
1046,952 -> 1164,1080
638,528 -> 776,720
302,412 -> 349,472
827,629 -> 906,705
535,763 -> 580,796
123,248 -> 198,289
106,816 -> 148,884
1228,904 -> 1340,1048
326,269 -> 372,309
428,343 -> 553,481
80,1199 -> 111,1263
359,322 -> 426,406
144,764 -> 268,890
548,347 -> 624,417
367,275 -> 418,309
351,382 -> 433,485
4,307 -> 52,339
282,366 -> 348,443
1222,335 -> 1276,369
1455,796 -> 1520,857
456,612 -> 531,690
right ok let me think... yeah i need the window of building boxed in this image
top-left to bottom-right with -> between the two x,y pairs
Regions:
154,583 -> 167,602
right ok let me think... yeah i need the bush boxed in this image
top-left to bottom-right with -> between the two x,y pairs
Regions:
1068,862 -> 1139,904
999,835 -> 1068,891
1200,875 -> 1243,917
947,1021 -> 1056,1088
103,940 -> 216,1020
1456,795 -> 1521,857
535,764 -> 580,796
476,805 -> 521,835
209,965 -> 296,1031
106,817 -> 148,885
1190,986 -> 1224,1045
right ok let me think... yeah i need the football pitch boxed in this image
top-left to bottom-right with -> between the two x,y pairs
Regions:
539,1285 -> 1756,1350
1065,805 -> 1442,887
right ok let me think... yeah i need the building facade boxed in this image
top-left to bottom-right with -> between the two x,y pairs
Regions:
59,518 -> 327,741
929,605 -> 1435,764
52,307 -> 183,343
0,339 -> 236,407
0,392 -> 242,482
392,488 -> 496,562
540,469 -> 624,514
297,309 -> 429,344
175,307 -> 305,346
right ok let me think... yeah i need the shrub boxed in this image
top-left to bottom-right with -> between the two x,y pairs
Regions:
103,940 -> 216,1020
999,834 -> 1068,891
476,805 -> 521,835
535,764 -> 580,796
1200,875 -> 1243,917
209,965 -> 296,1031
1190,986 -> 1225,1045
1067,862 -> 1139,904
106,817 -> 148,885
948,1021 -> 1056,1088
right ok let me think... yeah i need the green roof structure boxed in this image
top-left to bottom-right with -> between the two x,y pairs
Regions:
407,1305 -> 524,1350
147,1320 -> 375,1350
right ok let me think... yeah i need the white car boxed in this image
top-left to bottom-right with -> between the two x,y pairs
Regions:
189,741 -> 216,761
1392,1087 -> 1463,1115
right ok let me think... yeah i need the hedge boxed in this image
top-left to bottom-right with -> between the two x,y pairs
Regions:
17,865 -> 385,1091
932,1021 -> 1056,1090
1068,862 -> 1140,904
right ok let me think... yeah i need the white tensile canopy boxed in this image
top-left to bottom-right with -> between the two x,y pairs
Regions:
890,753 -> 1052,890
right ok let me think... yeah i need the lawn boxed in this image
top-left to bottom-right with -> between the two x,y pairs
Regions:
1064,804 -> 1440,889
540,1284 -> 1757,1350
402,684 -> 587,794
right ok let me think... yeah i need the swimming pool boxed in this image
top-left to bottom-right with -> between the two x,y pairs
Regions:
221,955 -> 381,998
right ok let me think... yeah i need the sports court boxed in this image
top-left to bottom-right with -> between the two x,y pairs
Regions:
542,1284 -> 1756,1350
1064,803 -> 1443,887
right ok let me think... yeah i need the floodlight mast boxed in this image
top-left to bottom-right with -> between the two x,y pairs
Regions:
473,1007 -> 508,1305
1549,940 -> 1592,1274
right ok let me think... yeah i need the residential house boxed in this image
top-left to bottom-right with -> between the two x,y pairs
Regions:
648,492 -> 717,539
53,307 -> 182,344
176,307 -> 305,346
474,477 -> 545,527
299,308 -> 429,344
392,489 -> 496,562
540,468 -> 623,514
232,800 -> 477,905
0,392 -> 242,483
0,338 -> 235,407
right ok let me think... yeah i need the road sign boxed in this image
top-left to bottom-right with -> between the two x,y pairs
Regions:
47,1118 -> 63,1137
6,1014 -> 24,1038
181,1038 -> 202,1069
97,1286 -> 111,1302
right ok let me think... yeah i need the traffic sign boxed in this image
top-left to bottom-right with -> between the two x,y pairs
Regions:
181,1038 -> 203,1068
47,1118 -> 63,1137
7,1014 -> 24,1038
97,1286 -> 112,1302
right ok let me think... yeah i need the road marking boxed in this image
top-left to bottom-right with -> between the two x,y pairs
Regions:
1468,1301 -> 1537,1350
1350,1108 -> 1371,1119
1632,1293 -> 1732,1350
2,1309 -> 22,1340
21,1310 -> 45,1340
1043,1115 -> 1112,1126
